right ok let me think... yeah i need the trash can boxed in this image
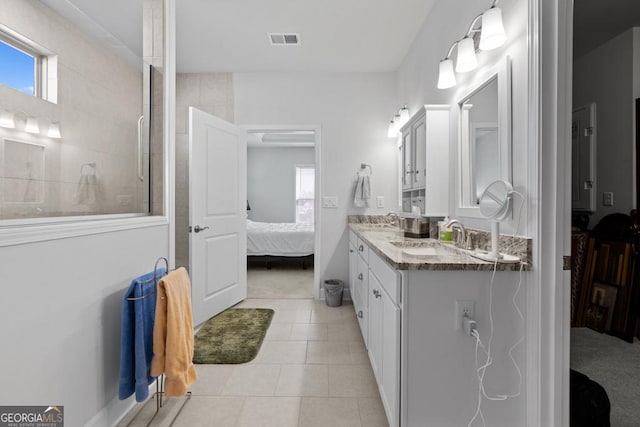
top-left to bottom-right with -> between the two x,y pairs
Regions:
323,280 -> 344,307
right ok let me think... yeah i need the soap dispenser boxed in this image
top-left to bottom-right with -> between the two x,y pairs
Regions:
439,216 -> 453,242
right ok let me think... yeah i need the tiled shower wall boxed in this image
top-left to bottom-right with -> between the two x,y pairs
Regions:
0,1 -> 143,219
175,73 -> 234,268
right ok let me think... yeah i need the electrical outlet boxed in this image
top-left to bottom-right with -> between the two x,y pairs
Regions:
322,196 -> 338,208
602,192 -> 613,207
455,300 -> 475,331
376,196 -> 384,208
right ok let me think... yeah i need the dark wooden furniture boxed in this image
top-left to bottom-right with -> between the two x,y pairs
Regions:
575,213 -> 640,342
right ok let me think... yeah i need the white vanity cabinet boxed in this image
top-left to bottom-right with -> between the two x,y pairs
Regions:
349,231 -> 369,346
399,105 -> 450,216
348,231 -> 401,427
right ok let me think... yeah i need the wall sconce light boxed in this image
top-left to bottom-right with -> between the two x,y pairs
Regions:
437,0 -> 506,90
0,109 -> 15,129
24,117 -> 40,134
387,105 -> 411,138
48,121 -> 62,139
387,118 -> 397,138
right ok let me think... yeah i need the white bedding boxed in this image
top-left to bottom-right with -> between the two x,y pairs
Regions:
247,220 -> 314,256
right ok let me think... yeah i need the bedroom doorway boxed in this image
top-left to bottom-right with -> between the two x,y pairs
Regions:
243,126 -> 319,299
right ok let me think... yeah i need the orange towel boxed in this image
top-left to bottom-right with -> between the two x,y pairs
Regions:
150,267 -> 197,396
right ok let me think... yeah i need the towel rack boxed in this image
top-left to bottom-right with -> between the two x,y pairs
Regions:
126,257 -> 168,301
360,163 -> 372,175
125,257 -> 192,427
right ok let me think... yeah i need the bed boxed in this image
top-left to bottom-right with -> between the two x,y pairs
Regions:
247,220 -> 314,268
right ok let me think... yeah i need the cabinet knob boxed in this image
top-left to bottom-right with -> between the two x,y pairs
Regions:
358,273 -> 363,280
373,289 -> 381,298
358,245 -> 364,252
357,310 -> 363,319
349,249 -> 354,253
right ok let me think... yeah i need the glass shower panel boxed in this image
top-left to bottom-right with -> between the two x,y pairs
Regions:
0,0 -> 163,221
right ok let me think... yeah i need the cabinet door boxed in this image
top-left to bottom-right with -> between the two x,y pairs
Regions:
380,287 -> 401,427
401,130 -> 413,191
368,271 -> 383,381
356,254 -> 369,346
349,242 -> 358,308
412,114 -> 427,188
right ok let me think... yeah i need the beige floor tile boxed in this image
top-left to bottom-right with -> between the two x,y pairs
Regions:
234,298 -> 281,309
276,299 -> 317,310
237,396 -> 301,427
358,397 -> 390,427
188,364 -> 234,396
298,397 -> 362,427
329,365 -> 379,397
257,341 -> 308,364
221,364 -> 281,396
265,322 -> 293,340
275,364 -> 329,397
328,323 -> 365,341
311,305 -> 357,324
272,309 -> 312,323
290,323 -> 328,341
171,396 -> 244,427
349,341 -> 370,365
247,267 -> 314,299
306,341 -> 352,364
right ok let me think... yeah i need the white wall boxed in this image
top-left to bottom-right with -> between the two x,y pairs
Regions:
393,0 -> 529,424
0,225 -> 169,427
574,28 -> 636,226
234,72 -> 397,286
248,147 -> 315,223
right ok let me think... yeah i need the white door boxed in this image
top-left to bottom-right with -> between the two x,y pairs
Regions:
189,107 -> 247,326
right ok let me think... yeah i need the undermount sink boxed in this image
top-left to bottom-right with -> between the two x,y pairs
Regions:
389,240 -> 465,258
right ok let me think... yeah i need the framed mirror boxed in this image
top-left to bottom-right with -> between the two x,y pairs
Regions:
456,56 -> 512,218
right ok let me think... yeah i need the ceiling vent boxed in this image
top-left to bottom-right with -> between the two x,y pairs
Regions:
268,33 -> 301,46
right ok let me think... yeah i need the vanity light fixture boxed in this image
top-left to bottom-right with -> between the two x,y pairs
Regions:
0,109 -> 15,129
437,0 -> 506,89
48,121 -> 62,139
387,118 -> 397,138
24,117 -> 40,134
387,105 -> 411,138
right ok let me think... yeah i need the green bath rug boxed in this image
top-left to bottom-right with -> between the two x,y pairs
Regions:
193,308 -> 274,364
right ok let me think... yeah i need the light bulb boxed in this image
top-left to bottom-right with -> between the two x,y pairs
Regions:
25,117 -> 40,134
455,37 -> 478,72
0,110 -> 15,128
48,122 -> 61,139
480,7 -> 506,51
399,105 -> 410,125
387,120 -> 397,138
437,59 -> 456,89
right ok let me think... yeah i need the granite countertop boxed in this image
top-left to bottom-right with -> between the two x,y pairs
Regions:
349,223 -> 530,272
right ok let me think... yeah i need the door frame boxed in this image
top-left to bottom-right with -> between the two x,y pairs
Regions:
240,124 -> 322,300
530,0 -> 573,425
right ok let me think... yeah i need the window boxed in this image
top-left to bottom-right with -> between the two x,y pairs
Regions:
0,36 -> 39,96
295,165 -> 315,224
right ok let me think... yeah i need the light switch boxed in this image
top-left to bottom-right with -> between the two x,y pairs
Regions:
376,196 -> 385,208
602,192 -> 613,207
322,196 -> 338,208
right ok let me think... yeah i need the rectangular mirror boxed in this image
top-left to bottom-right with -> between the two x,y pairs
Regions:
456,56 -> 512,218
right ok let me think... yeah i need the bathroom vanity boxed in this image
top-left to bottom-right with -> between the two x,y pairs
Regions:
348,219 -> 530,427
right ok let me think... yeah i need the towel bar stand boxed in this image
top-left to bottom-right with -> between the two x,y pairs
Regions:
125,256 -> 192,426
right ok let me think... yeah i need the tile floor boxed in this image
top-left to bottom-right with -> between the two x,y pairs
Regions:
119,299 -> 388,427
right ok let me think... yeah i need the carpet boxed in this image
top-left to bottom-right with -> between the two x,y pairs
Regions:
571,327 -> 640,426
193,308 -> 274,364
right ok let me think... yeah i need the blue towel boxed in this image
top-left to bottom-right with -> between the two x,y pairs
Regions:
118,269 -> 166,402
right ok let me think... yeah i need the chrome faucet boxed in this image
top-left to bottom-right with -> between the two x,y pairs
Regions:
444,219 -> 468,249
386,212 -> 399,227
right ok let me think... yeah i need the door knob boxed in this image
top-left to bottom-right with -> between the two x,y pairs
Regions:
193,225 -> 210,233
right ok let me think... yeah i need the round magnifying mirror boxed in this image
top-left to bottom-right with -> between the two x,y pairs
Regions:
470,180 -> 520,263
479,180 -> 513,221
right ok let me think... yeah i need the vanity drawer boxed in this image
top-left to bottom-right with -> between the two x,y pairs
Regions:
369,250 -> 401,305
356,237 -> 369,263
349,230 -> 358,246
